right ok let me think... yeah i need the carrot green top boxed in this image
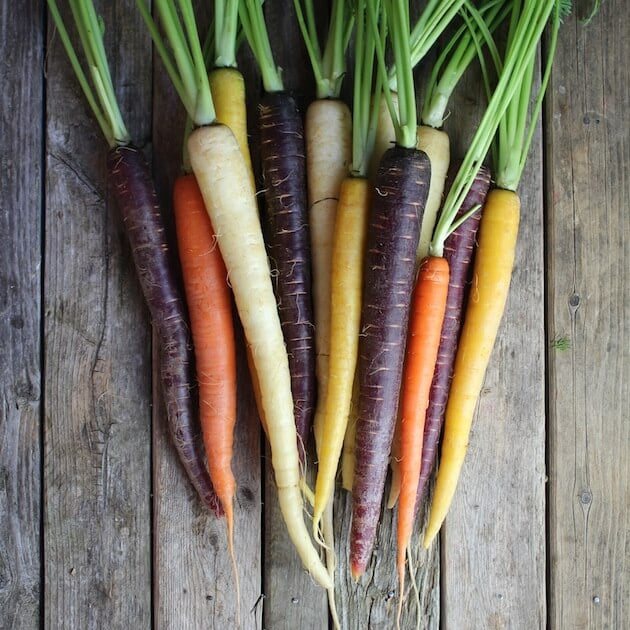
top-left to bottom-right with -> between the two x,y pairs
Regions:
369,0 -> 417,150
430,0 -> 567,258
293,0 -> 354,100
47,0 -> 130,148
494,0 -> 566,191
136,0 -> 216,126
214,0 -> 240,69
350,0 -> 380,178
238,0 -> 283,93
421,0 -> 509,129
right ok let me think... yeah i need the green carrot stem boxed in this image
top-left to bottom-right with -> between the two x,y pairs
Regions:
430,0 -> 561,257
47,0 -> 129,147
137,0 -> 216,126
214,0 -> 240,68
351,0 -> 379,177
239,0 -> 283,93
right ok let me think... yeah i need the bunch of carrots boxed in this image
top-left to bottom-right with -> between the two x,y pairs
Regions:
49,0 -> 570,625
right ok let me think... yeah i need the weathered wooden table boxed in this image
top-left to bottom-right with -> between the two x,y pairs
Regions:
1,1 -> 628,628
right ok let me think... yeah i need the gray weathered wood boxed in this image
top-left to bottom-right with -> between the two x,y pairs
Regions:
0,2 -> 43,628
547,3 -> 630,628
44,2 -> 152,627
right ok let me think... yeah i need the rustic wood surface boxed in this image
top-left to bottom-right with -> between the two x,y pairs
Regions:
0,1 -> 628,629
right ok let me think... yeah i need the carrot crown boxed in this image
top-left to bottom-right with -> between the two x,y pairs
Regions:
293,0 -> 354,99
350,0 -> 380,177
47,0 -> 130,148
421,0 -> 509,129
369,0 -> 417,149
430,0 -> 566,258
136,0 -> 216,126
386,0 -> 468,92
214,0 -> 240,68
239,0 -> 283,93
494,0 -> 568,190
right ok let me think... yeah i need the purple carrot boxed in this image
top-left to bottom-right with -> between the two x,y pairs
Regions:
258,92 -> 315,463
107,145 -> 223,517
414,163 -> 492,512
350,145 -> 431,579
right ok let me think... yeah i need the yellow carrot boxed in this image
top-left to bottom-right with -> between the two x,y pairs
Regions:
312,176 -> 369,534
305,98 -> 353,450
423,188 -> 519,546
209,67 -> 256,191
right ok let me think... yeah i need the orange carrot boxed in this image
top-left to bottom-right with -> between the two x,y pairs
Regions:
173,173 -> 238,567
395,255 -> 449,623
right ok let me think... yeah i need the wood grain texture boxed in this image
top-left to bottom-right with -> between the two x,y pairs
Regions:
0,2 -> 43,628
44,2 -> 152,627
547,3 -> 630,628
437,44 -> 547,630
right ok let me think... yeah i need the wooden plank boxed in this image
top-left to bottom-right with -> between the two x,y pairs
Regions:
150,11 -> 264,629
438,44 -> 547,630
258,3 -> 329,628
0,2 -> 43,628
43,2 -> 152,627
547,3 -> 630,628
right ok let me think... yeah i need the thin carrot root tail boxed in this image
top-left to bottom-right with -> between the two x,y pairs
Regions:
224,503 -> 241,626
396,547 -> 406,630
407,548 -> 421,630
321,500 -> 340,630
277,484 -> 333,589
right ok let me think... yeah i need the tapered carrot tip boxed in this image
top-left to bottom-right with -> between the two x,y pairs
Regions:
423,527 -> 438,549
350,562 -> 363,582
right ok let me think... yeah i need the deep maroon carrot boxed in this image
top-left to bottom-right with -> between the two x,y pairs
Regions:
258,92 -> 315,463
414,163 -> 492,511
350,144 -> 430,578
107,145 -> 223,517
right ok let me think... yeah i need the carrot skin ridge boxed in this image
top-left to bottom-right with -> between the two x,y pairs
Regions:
350,145 -> 430,579
173,173 -> 237,519
423,187 -> 520,546
396,255 -> 449,598
106,145 -> 223,517
415,164 -> 491,511
258,92 -> 315,461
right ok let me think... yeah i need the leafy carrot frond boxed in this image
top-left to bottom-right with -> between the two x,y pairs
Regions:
214,0 -> 240,68
421,0 -> 509,129
136,0 -> 215,126
47,0 -> 129,147
351,0 -> 380,177
430,0 -> 564,257
294,0 -> 354,99
239,0 -> 283,92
